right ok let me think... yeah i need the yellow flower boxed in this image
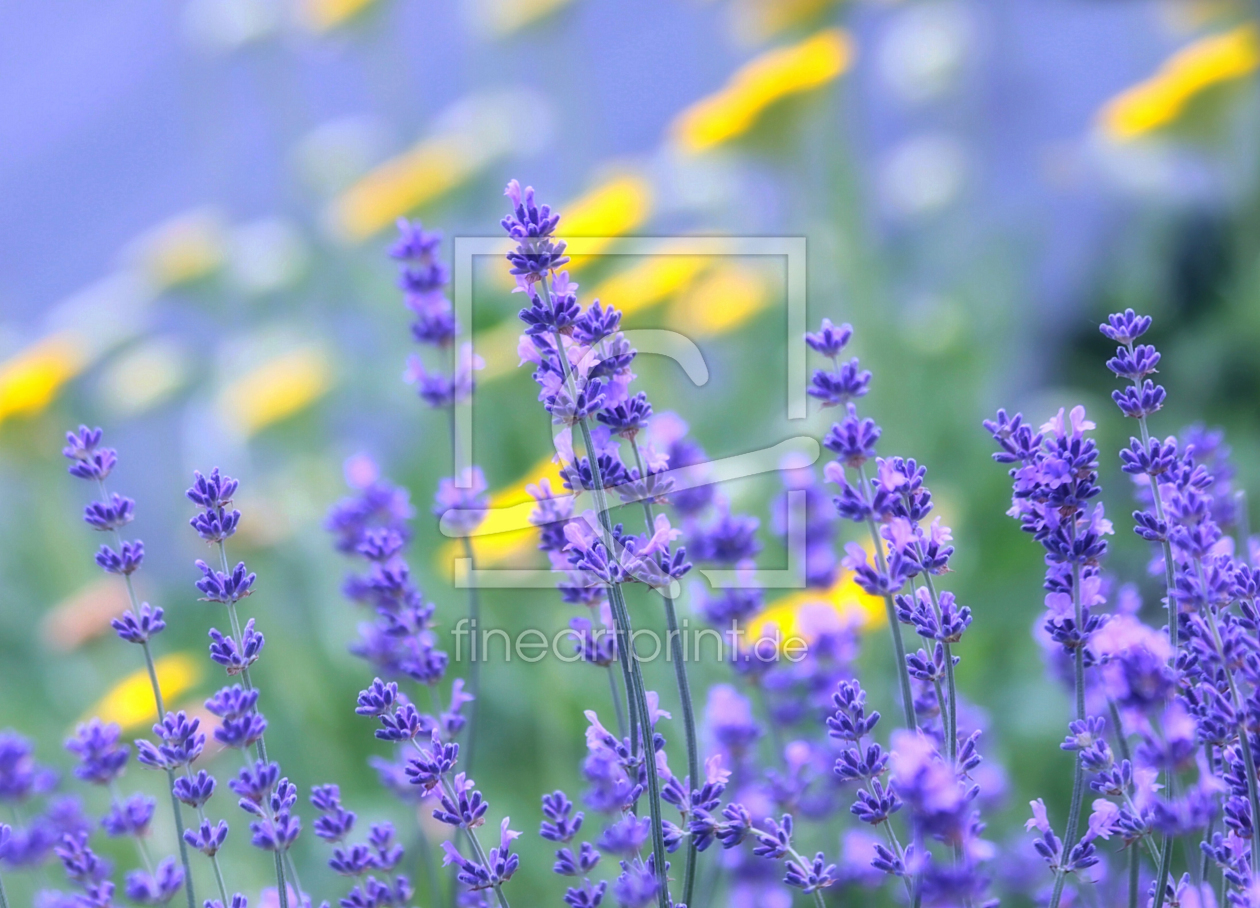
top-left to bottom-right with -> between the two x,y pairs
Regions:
437,456 -> 565,569
562,174 -> 654,262
589,254 -> 710,318
1099,24 -> 1260,141
125,209 -> 226,290
87,653 -> 203,731
473,0 -> 577,37
217,346 -> 333,437
299,0 -> 379,30
330,133 -> 480,241
745,572 -> 885,647
729,0 -> 842,43
672,28 -> 853,153
666,263 -> 771,335
0,334 -> 87,426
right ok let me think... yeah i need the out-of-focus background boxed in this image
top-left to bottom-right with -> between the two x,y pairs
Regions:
2,0 -> 1259,904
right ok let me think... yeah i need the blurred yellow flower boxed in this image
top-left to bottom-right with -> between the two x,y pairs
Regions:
126,209 -> 226,290
667,263 -> 771,335
672,28 -> 853,153
591,255 -> 710,318
729,0 -> 841,43
438,456 -> 565,570
330,133 -> 480,241
562,174 -> 655,262
0,334 -> 87,426
473,0 -> 576,37
299,0 -> 379,31
87,653 -> 202,731
217,346 -> 333,436
1099,24 -> 1259,141
745,572 -> 885,646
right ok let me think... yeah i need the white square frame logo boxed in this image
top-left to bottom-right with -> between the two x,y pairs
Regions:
446,235 -> 816,594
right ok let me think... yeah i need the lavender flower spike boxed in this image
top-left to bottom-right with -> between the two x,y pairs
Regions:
502,181 -> 672,908
63,427 -> 196,908
186,468 -> 293,908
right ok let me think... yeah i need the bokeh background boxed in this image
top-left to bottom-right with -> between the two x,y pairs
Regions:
2,0 -> 1260,904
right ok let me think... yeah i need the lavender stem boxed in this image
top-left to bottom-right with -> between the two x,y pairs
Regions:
215,540 -> 289,906
95,476 -> 197,908
856,464 -> 917,731
630,438 -> 700,908
458,535 -> 482,773
1048,560 -> 1087,908
547,304 -> 670,908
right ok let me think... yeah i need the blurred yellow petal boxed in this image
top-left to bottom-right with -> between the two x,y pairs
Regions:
299,0 -> 379,31
1099,24 -> 1259,141
330,133 -> 479,241
437,456 -> 565,569
42,578 -> 132,652
667,263 -> 771,335
562,174 -> 655,264
0,334 -> 87,425
745,572 -> 885,646
672,28 -> 853,153
590,255 -> 710,318
88,653 -> 202,731
729,0 -> 842,43
473,0 -> 576,37
217,346 -> 333,436
125,209 -> 226,290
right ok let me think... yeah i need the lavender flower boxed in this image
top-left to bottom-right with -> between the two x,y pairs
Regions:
63,428 -> 195,908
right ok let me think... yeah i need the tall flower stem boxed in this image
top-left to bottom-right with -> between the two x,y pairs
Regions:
182,767 -> 231,906
630,438 -> 700,908
1126,355 -> 1177,653
607,665 -> 628,739
545,299 -> 670,908
916,572 -> 958,765
855,465 -> 917,731
215,540 -> 289,908
423,764 -> 511,908
458,536 -> 482,772
0,869 -> 9,908
1125,368 -> 1180,908
1048,560 -> 1088,908
95,477 -> 197,908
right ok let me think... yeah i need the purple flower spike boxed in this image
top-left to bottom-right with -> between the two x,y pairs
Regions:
110,602 -> 166,644
65,719 -> 129,785
124,855 -> 185,904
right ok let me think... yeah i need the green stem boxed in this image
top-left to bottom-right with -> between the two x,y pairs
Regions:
607,665 -> 628,740
545,306 -> 669,908
459,536 -> 482,774
1048,561 -> 1088,908
1128,845 -> 1139,908
855,465 -> 917,731
216,541 -> 288,907
96,475 -> 197,908
0,870 -> 9,908
436,776 -> 511,908
630,439 -> 700,908
918,572 -> 958,766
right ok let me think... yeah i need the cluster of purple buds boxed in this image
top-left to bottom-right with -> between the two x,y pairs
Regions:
0,731 -> 93,878
392,218 -> 482,407
355,676 -> 517,903
326,465 -> 449,688
64,428 -> 198,906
